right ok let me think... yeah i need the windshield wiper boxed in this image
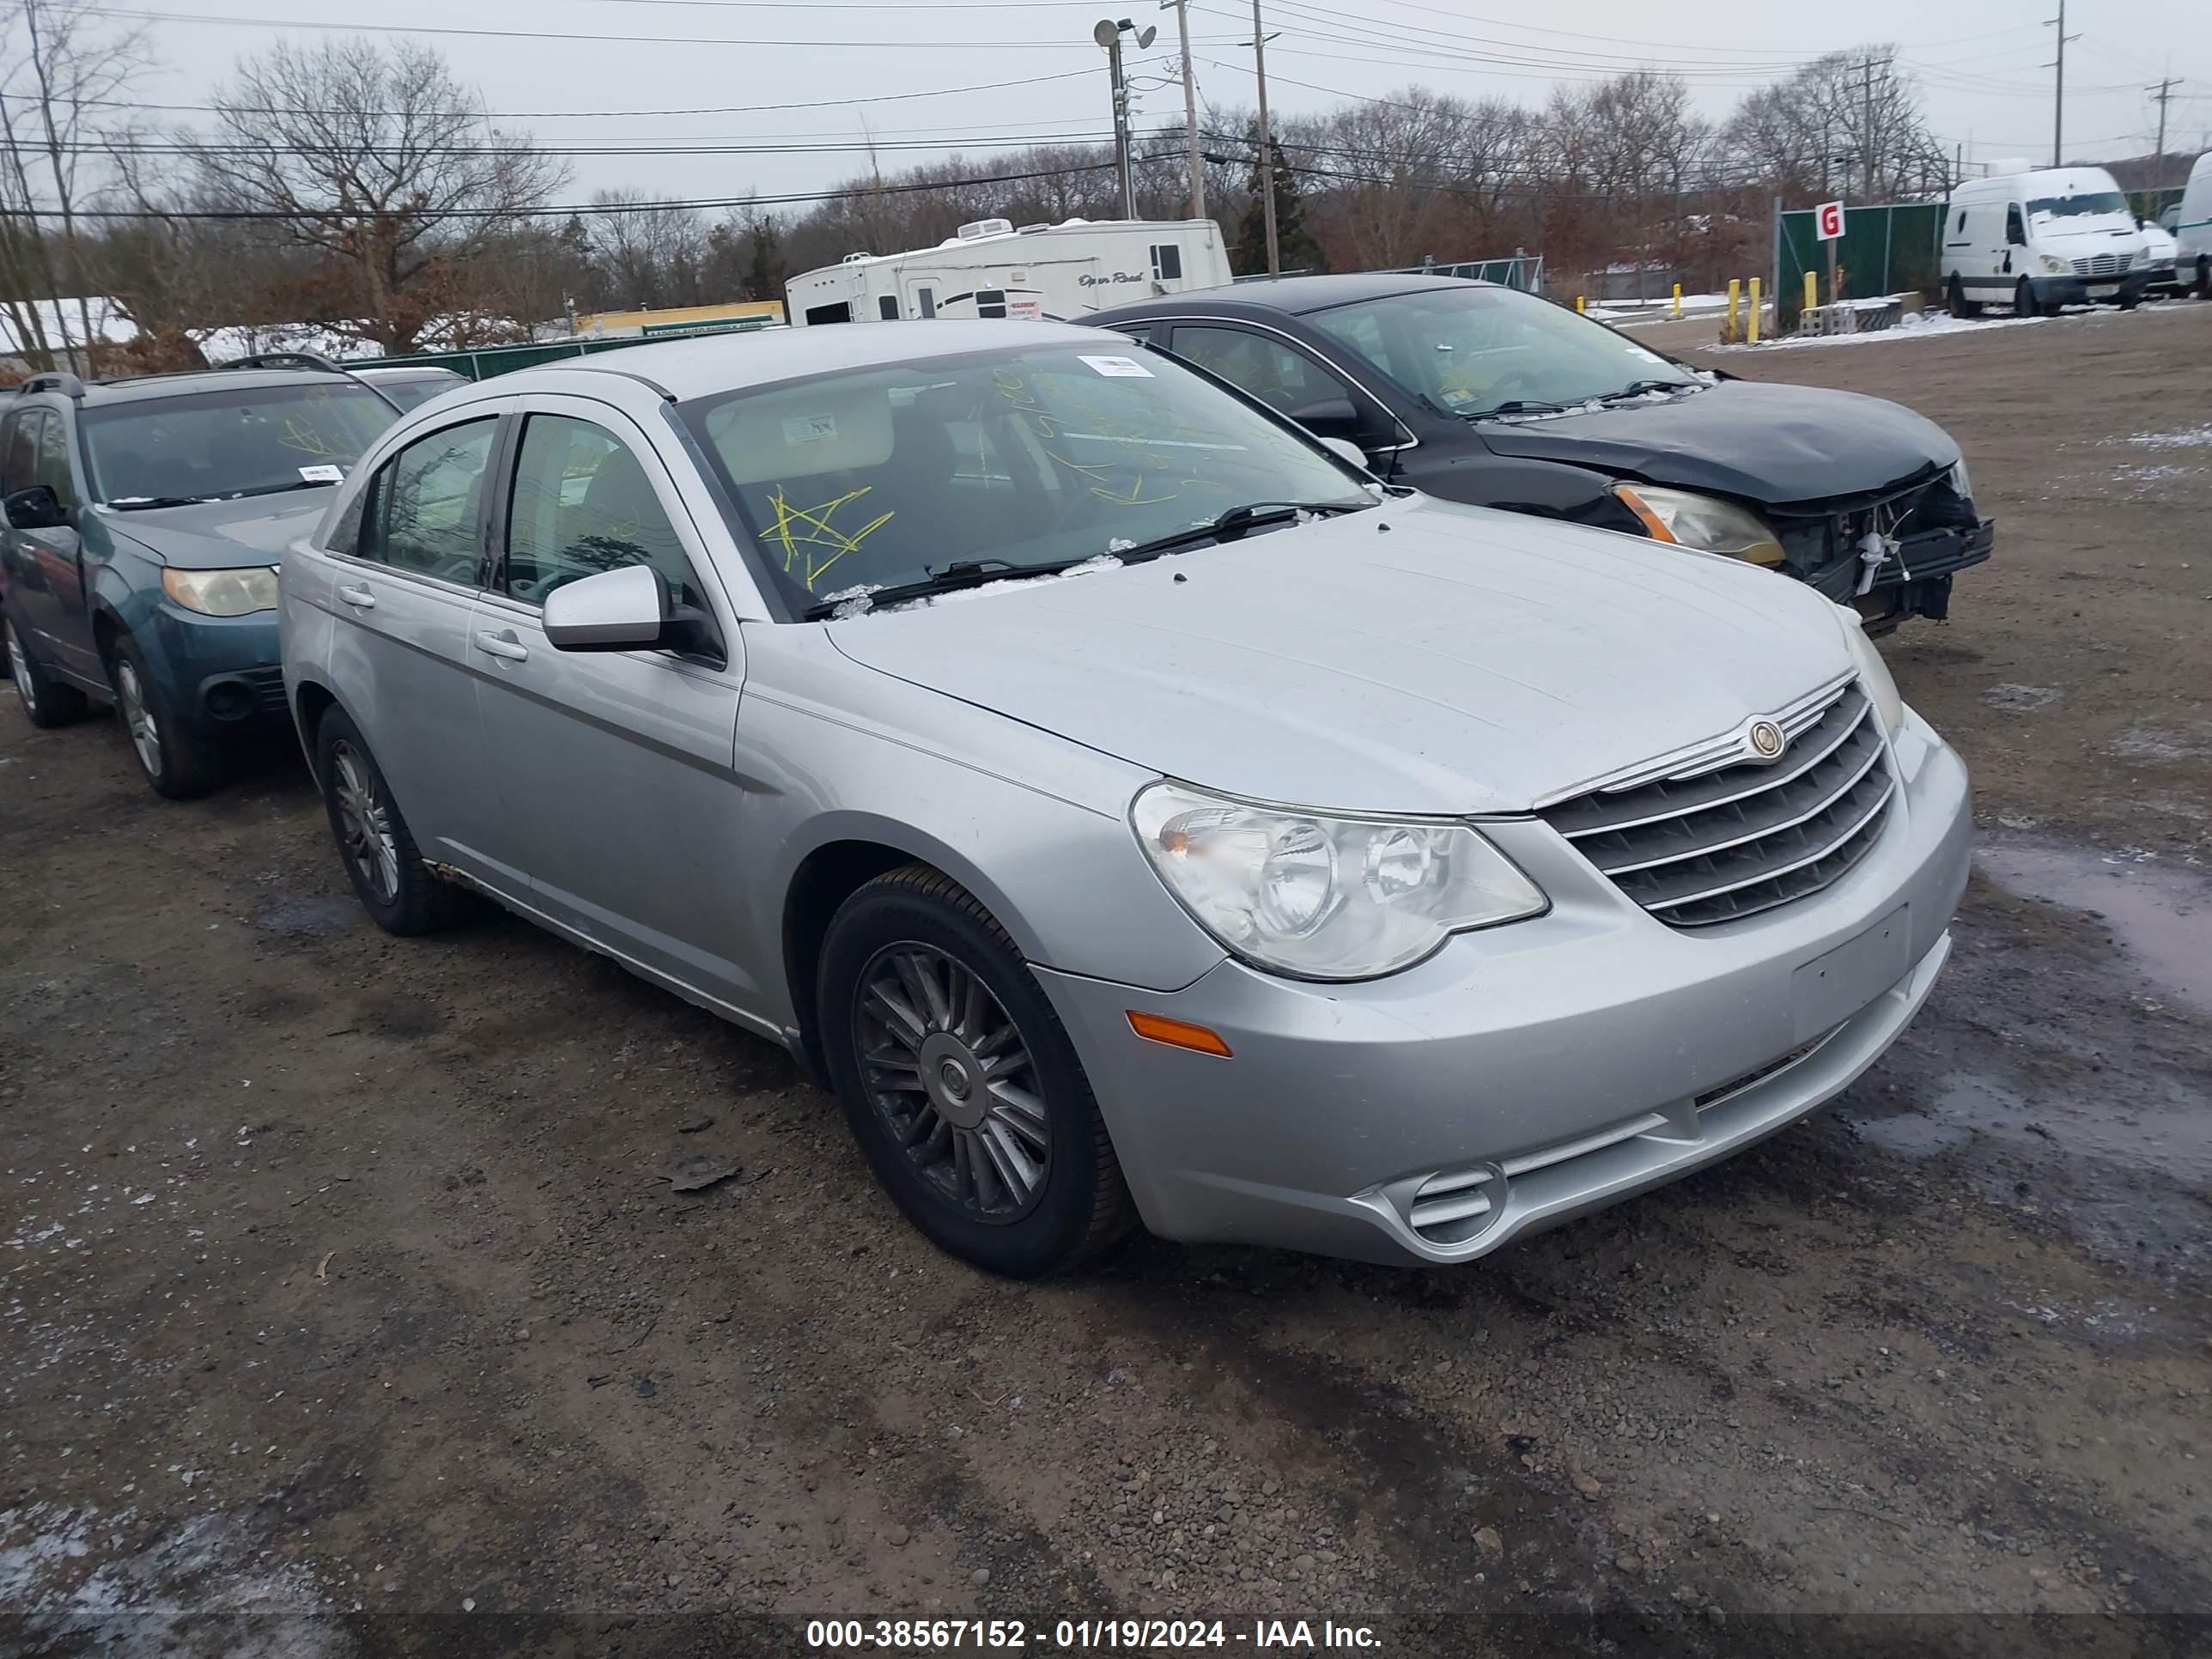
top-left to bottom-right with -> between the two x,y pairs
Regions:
802,558 -> 1046,619
1109,499 -> 1370,565
1597,378 -> 1698,404
1463,398 -> 1571,420
106,495 -> 212,511
233,478 -> 343,498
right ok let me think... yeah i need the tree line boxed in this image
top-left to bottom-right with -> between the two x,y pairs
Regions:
3,0 -> 1964,373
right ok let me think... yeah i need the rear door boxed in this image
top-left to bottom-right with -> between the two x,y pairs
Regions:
468,394 -> 753,1006
316,407 -> 514,887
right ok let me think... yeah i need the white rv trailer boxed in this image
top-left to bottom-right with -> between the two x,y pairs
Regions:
783,217 -> 1231,326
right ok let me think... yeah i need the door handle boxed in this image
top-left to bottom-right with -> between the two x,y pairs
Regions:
337,584 -> 376,609
473,629 -> 529,662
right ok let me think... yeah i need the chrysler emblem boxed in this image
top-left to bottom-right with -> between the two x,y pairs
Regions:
1747,720 -> 1786,760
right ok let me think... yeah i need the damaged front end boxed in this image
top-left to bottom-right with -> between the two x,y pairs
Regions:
1771,464 -> 1995,635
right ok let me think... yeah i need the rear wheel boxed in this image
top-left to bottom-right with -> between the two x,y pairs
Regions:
2196,257 -> 2209,300
109,635 -> 222,799
1947,276 -> 1981,319
5,614 -> 88,728
817,864 -> 1137,1278
313,705 -> 467,935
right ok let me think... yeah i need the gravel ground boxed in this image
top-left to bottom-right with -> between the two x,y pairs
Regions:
3,299 -> 2208,1658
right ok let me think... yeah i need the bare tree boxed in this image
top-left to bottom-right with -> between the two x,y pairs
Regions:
179,37 -> 567,354
586,190 -> 711,313
0,0 -> 144,369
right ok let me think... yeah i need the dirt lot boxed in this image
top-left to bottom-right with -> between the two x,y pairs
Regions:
4,301 -> 2209,1657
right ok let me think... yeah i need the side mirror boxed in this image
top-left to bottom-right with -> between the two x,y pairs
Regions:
1316,435 -> 1370,471
3,483 -> 67,531
1286,395 -> 1362,441
542,563 -> 671,652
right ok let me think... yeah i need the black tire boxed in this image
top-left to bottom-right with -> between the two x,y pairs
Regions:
2196,258 -> 2209,301
313,703 -> 467,936
817,863 -> 1138,1278
107,634 -> 222,799
2013,277 -> 2042,318
5,612 -> 89,728
1947,276 -> 1981,319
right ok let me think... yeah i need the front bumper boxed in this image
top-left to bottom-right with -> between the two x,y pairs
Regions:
1037,708 -> 1971,1266
2029,272 -> 2148,307
143,604 -> 285,738
1850,517 -> 1995,631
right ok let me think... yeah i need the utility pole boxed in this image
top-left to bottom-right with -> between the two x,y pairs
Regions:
2045,0 -> 2081,167
2148,74 -> 2182,196
1163,0 -> 1206,221
1095,18 -> 1144,220
1858,54 -> 1880,200
1251,0 -> 1279,274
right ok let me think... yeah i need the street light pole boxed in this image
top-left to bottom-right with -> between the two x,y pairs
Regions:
1251,0 -> 1279,273
1163,0 -> 1206,220
1096,17 -> 1154,221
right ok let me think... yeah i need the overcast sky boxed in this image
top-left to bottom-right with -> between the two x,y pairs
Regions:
105,0 -> 2212,217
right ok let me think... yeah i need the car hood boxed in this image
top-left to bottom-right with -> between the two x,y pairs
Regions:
1471,379 -> 1959,507
96,492 -> 332,568
824,500 -> 1856,817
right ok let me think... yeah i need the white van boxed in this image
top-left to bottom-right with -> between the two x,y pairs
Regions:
2174,152 -> 2212,298
1942,167 -> 2154,316
784,217 -> 1231,326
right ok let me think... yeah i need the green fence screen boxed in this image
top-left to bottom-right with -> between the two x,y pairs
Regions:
1775,203 -> 1943,331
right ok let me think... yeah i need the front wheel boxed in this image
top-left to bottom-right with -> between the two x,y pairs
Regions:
817,864 -> 1138,1278
109,635 -> 222,799
2196,258 -> 2209,301
6,614 -> 89,728
313,705 -> 467,935
2013,277 -> 2042,318
1947,276 -> 1981,319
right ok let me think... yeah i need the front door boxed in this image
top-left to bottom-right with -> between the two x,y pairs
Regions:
468,397 -> 753,1006
5,409 -> 96,678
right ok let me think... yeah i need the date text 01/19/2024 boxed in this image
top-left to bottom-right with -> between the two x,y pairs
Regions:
804,1619 -> 1382,1650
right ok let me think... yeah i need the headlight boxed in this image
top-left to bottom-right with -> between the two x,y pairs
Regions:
1131,782 -> 1547,980
162,566 -> 279,617
1613,484 -> 1784,567
2038,255 -> 2069,275
1947,458 -> 1972,507
1832,604 -> 1904,735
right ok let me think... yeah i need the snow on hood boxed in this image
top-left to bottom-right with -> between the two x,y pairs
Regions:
823,497 -> 1854,816
95,493 -> 332,568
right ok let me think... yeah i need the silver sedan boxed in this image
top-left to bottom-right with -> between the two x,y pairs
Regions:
280,320 -> 1970,1275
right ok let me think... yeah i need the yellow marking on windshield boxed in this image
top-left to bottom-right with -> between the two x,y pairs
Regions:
278,417 -> 340,459
763,483 -> 894,588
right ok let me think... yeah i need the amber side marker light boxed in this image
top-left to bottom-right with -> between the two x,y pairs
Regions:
1126,1012 -> 1233,1058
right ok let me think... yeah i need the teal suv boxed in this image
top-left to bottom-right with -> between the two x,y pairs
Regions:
2,359 -> 398,796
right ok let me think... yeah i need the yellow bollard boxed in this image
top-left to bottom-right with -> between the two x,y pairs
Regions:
1747,277 -> 1761,345
1725,278 -> 1741,341
1575,295 -> 1586,313
1803,270 -> 1818,319
1672,282 -> 1682,319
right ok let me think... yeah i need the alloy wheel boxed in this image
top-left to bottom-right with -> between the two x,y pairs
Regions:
6,624 -> 33,717
113,659 -> 162,779
331,739 -> 400,902
854,942 -> 1051,1222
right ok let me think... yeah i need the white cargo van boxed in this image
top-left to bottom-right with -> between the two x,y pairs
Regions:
2174,152 -> 2212,298
1942,167 -> 2154,316
784,216 -> 1231,326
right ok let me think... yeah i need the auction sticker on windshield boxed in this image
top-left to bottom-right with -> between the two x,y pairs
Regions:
297,464 -> 345,483
1078,355 -> 1153,378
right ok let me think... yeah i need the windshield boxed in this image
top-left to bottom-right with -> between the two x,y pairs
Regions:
1305,283 -> 1698,417
678,343 -> 1370,611
2027,191 -> 2130,221
81,382 -> 398,505
369,374 -> 466,412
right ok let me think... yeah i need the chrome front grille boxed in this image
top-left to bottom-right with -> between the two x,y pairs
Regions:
2071,252 -> 2126,277
1540,684 -> 1894,927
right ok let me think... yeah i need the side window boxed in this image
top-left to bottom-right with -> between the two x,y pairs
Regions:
2005,204 -> 2027,246
805,301 -> 852,325
0,410 -> 35,497
1151,242 -> 1183,282
32,409 -> 78,508
974,289 -> 1008,319
325,473 -> 374,556
504,413 -> 695,609
363,417 -> 496,582
878,295 -> 901,320
1172,325 -> 1344,415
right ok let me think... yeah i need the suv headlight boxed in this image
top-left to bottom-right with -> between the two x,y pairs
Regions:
162,566 -> 280,617
2038,254 -> 2069,275
1613,484 -> 1784,566
1131,782 -> 1547,981
1832,603 -> 1904,735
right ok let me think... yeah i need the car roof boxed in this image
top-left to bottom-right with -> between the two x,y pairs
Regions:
353,364 -> 467,381
1091,271 -> 1505,323
8,366 -> 372,409
482,318 -> 1134,401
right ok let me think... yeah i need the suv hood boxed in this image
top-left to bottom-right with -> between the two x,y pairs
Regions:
96,492 -> 331,568
825,500 -> 1855,816
1472,379 -> 1958,507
